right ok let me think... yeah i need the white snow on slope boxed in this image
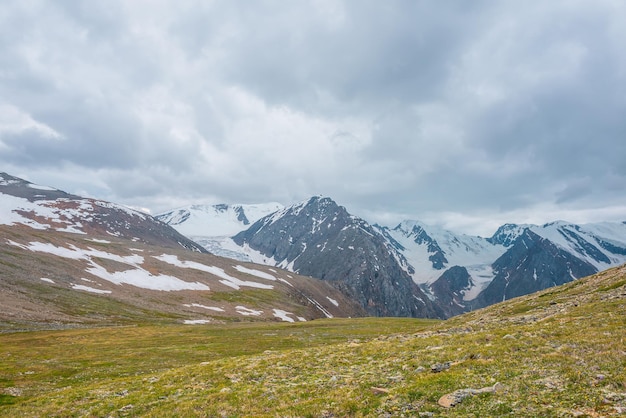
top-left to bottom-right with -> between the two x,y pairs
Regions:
27,183 -> 57,191
183,303 -> 225,312
7,241 -> 210,292
157,203 -> 283,237
526,221 -> 626,270
0,194 -> 57,230
0,191 -> 146,234
233,265 -> 277,281
386,221 -> 507,287
184,319 -> 211,324
235,306 -> 263,316
273,309 -> 296,322
71,284 -> 112,294
153,254 -> 273,290
84,262 -> 209,291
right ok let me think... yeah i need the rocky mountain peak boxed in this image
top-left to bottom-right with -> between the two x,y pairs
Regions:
392,221 -> 449,270
487,223 -> 528,247
233,197 -> 444,318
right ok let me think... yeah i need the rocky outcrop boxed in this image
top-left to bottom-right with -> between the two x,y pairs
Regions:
430,266 -> 473,317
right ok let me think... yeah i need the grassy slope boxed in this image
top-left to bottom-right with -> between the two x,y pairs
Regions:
1,266 -> 625,417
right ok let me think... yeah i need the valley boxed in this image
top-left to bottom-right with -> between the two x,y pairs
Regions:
1,172 -> 625,415
1,265 -> 624,416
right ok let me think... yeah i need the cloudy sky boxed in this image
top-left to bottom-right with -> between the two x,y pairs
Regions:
1,1 -> 625,236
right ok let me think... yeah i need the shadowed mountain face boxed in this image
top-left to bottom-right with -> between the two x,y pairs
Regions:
429,266 -> 473,317
233,197 -> 445,318
471,229 -> 598,309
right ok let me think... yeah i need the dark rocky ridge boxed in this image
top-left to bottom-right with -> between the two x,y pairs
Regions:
429,266 -> 473,317
234,197 -> 445,318
471,229 -> 597,309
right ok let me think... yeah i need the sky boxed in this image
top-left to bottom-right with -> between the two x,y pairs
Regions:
1,1 -> 626,237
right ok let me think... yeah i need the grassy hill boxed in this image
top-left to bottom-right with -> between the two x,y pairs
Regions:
1,265 -> 625,416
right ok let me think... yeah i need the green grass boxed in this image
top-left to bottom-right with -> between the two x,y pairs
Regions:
1,267 -> 625,416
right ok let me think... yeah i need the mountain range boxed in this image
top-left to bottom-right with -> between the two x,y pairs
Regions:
2,170 -> 625,323
0,173 -> 361,330
158,196 -> 626,318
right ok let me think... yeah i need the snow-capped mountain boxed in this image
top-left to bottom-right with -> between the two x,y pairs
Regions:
156,203 -> 283,261
378,218 -> 626,311
232,196 -> 444,318
154,194 -> 626,318
491,221 -> 626,271
470,221 -> 626,308
156,203 -> 283,237
376,221 -> 507,298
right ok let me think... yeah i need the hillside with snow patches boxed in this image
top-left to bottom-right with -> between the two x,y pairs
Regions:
4,170 -> 626,321
0,173 -> 362,328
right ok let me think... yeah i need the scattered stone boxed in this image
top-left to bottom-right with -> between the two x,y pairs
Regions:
414,366 -> 426,373
3,387 -> 22,397
418,412 -> 434,417
220,387 -> 232,394
118,404 -> 133,411
116,390 -> 129,397
370,387 -> 390,395
503,334 -> 515,339
430,362 -> 451,373
438,383 -> 503,408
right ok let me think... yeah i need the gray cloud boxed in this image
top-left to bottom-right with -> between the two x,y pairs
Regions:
1,0 -> 625,236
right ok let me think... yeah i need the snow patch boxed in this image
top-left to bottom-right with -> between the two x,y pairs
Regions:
326,296 -> 339,307
85,262 -> 210,291
183,303 -> 225,312
184,319 -> 211,325
272,309 -> 295,322
234,265 -> 277,281
71,284 -> 112,294
235,306 -> 263,316
8,241 -> 209,292
40,278 -> 55,284
154,254 -> 273,290
27,183 -> 57,191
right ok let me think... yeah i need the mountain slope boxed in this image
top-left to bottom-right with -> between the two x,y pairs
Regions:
155,202 -> 283,237
384,221 -> 506,282
233,197 -> 444,318
0,174 -> 362,329
471,229 -> 598,308
469,221 -> 626,308
378,218 -> 626,313
156,202 -> 283,261
0,172 -> 205,252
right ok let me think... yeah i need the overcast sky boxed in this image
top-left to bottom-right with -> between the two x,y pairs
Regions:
1,1 -> 626,236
